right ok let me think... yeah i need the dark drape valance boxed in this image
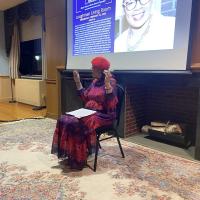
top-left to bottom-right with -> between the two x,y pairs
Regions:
4,0 -> 45,56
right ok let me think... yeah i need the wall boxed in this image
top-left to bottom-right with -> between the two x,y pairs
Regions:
45,0 -> 66,118
20,15 -> 42,41
0,76 -> 11,102
0,11 -> 10,102
191,0 -> 200,66
0,11 -> 9,76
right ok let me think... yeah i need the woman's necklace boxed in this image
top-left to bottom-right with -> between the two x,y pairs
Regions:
127,16 -> 152,51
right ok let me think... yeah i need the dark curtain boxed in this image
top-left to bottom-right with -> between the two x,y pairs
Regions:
4,0 -> 45,57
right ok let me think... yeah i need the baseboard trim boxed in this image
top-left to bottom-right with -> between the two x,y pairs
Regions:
0,97 -> 12,102
46,112 -> 59,119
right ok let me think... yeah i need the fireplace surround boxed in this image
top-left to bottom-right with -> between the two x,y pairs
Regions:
60,70 -> 200,160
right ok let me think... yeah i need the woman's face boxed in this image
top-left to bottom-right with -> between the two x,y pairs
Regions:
123,0 -> 153,29
92,67 -> 103,79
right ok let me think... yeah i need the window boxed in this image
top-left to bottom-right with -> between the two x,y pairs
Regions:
19,38 -> 42,76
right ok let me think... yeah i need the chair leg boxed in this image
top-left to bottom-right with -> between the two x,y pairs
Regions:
115,130 -> 125,158
94,135 -> 100,172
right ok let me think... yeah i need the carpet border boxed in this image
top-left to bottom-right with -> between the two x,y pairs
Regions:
120,139 -> 199,165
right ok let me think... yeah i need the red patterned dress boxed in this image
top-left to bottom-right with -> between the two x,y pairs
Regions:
51,76 -> 118,169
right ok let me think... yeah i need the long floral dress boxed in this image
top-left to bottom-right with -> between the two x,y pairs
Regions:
51,76 -> 118,170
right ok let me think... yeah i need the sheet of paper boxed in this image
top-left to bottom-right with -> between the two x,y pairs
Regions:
66,108 -> 96,119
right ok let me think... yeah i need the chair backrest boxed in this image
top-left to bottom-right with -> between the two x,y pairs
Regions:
115,84 -> 124,126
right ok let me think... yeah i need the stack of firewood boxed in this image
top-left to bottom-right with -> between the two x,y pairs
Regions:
141,121 -> 185,135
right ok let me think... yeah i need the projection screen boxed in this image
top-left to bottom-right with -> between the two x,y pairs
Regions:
66,0 -> 193,71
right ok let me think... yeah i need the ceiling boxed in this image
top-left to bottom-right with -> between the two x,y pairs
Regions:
0,0 -> 27,11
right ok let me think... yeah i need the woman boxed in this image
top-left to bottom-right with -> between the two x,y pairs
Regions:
51,56 -> 118,170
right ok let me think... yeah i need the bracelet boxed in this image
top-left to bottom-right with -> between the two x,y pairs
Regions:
105,88 -> 112,94
105,87 -> 112,90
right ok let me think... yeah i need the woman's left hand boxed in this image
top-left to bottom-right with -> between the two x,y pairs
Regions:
104,70 -> 112,91
104,70 -> 111,85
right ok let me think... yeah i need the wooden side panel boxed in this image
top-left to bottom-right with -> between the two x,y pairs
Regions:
191,0 -> 200,66
46,81 -> 59,119
45,16 -> 66,80
45,0 -> 65,20
45,0 -> 66,118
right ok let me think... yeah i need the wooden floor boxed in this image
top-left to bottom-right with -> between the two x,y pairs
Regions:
0,102 -> 47,121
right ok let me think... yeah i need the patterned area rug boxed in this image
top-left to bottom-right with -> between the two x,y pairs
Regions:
0,118 -> 200,200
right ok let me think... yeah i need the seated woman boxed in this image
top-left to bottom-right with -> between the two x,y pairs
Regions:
51,56 -> 118,170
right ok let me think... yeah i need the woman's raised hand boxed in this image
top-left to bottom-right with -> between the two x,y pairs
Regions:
73,70 -> 80,83
104,70 -> 111,85
73,70 -> 83,90
104,70 -> 112,93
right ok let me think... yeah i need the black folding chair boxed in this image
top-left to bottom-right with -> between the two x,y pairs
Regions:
93,84 -> 125,172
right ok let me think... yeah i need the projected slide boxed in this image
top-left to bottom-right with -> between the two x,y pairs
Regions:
73,0 -> 116,56
73,0 -> 177,56
68,0 -> 192,70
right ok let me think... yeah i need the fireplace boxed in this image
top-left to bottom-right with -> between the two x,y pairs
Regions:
125,81 -> 198,141
60,70 -> 200,159
115,72 -> 199,144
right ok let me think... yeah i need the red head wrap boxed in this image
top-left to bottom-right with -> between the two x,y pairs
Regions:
91,56 -> 110,70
